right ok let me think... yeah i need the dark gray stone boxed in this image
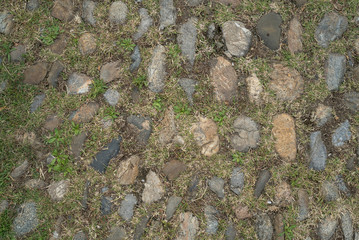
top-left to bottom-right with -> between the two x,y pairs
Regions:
178,78 -> 196,105
0,11 -> 14,35
127,115 -> 152,145
254,170 -> 271,198
82,0 -> 96,26
315,12 -> 348,48
343,92 -> 359,112
133,215 -> 150,240
204,205 -> 218,234
159,0 -> 176,30
26,0 -> 39,11
318,217 -> 338,240
332,120 -> 351,147
309,131 -> 327,171
133,8 -> 153,41
225,223 -> 237,240
177,18 -> 197,66
326,54 -> 346,91
256,12 -> 282,50
13,202 -> 38,236
148,45 -> 166,93
231,116 -> 260,152
10,45 -> 26,62
107,226 -> 126,240
341,210 -> 353,240
73,231 -> 87,240
335,175 -> 351,197
104,89 -> 120,106
230,167 -> 244,195
81,180 -> 90,210
10,160 -> 29,179
109,1 -> 128,25
166,196 -> 182,220
255,213 -> 273,240
119,194 -> 137,221
70,131 -> 88,160
130,46 -> 141,72
321,181 -> 339,202
47,61 -> 64,87
208,176 -> 225,198
30,94 -> 46,113
90,136 -> 122,174
101,196 -> 113,216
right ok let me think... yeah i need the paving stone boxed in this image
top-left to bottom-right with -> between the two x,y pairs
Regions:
207,23 -> 216,39
335,175 -> 351,197
159,0 -> 177,30
188,175 -> 200,199
178,78 -> 196,105
341,210 -> 353,240
288,16 -> 303,54
101,196 -> 113,216
0,200 -> 9,214
205,205 -> 219,234
70,131 -> 88,160
309,131 -> 327,171
82,0 -> 96,26
100,61 -> 121,83
158,106 -> 176,145
10,45 -> 26,62
106,226 -> 126,240
70,102 -> 99,124
49,34 -> 67,55
326,53 -> 346,91
343,91 -> 359,112
315,12 -> 348,48
24,62 -> 48,85
13,202 -> 38,236
119,194 -> 137,221
255,213 -> 273,240
246,73 -> 263,104
293,0 -> 307,6
130,46 -> 141,72
133,8 -> 153,41
256,12 -> 282,50
24,179 -> 46,189
11,160 -> 29,179
332,120 -> 351,147
166,196 -> 182,220
313,104 -> 332,127
321,181 -> 340,202
191,116 -> 219,156
187,0 -> 204,6
47,61 -> 64,87
117,155 -> 140,185
26,0 -> 40,11
127,115 -> 152,145
254,169 -> 271,198
79,33 -> 96,55
222,21 -> 252,57
148,45 -> 166,93
233,203 -> 252,220
73,231 -> 87,240
297,189 -> 310,221
213,0 -> 240,6
142,171 -> 165,204
177,17 -> 197,66
0,11 -> 14,35
210,56 -> 238,103
208,176 -> 225,199
81,180 -> 90,210
230,167 -> 244,195
109,1 -> 128,25
274,181 -> 293,206
163,160 -> 186,180
51,0 -> 74,22
134,215 -> 150,240
231,115 -> 260,152
47,180 -> 69,202
90,136 -> 122,174
272,113 -> 296,161
269,63 -> 304,101
104,89 -> 120,106
67,73 -> 92,95
176,212 -> 198,240
30,94 -> 46,113
274,213 -> 284,240
346,157 -> 357,171
318,216 -> 338,240
225,223 -> 237,240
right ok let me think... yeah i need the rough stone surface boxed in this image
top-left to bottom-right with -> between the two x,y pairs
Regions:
79,33 -> 96,55
288,16 -> 303,54
82,0 -> 96,26
11,160 -> 29,179
225,223 -> 237,240
233,203 -> 252,220
213,0 -> 240,6
254,170 -> 271,198
101,196 -> 112,215
81,180 -> 90,210
272,113 -> 296,161
177,18 -> 197,66
318,217 -> 338,240
119,194 -> 137,221
70,102 -> 99,124
187,0 -> 204,6
10,45 -> 26,62
73,231 -> 87,240
321,181 -> 340,202
332,120 -> 351,147
274,214 -> 284,240
90,136 -> 122,174
47,61 -> 64,87
163,160 -> 186,180
298,189 -> 310,221
104,89 -> 120,106
26,0 -> 39,11
13,202 -> 38,236
44,114 -> 61,131
269,63 -> 304,101
326,53 -> 346,91
51,0 -> 74,22
343,92 -> 359,112
133,8 -> 153,41
210,56 -> 238,103
274,182 -> 293,206
341,210 -> 353,240
142,171 -> 165,204
159,106 -> 176,145
148,45 -> 166,93
107,226 -> 126,240
134,216 -> 150,240
25,179 -> 46,189
166,196 -> 182,220
109,1 -> 128,25
0,12 -> 14,35
49,34 -> 67,55
127,115 -> 152,145
179,78 -> 197,105
335,175 -> 351,197
47,180 -> 69,201
313,104 -> 332,127
255,213 -> 273,240
191,116 -> 219,156
0,81 -> 7,94
230,167 -> 244,195
176,212 -> 198,240
315,12 -> 348,48
70,131 -> 87,160
100,61 -> 121,83
208,176 -> 225,198
222,21 -> 252,57
130,46 -> 141,72
309,131 -> 327,170
293,0 -> 307,6
30,94 -> 46,113
159,0 -> 177,30
231,116 -> 260,152
246,73 -> 263,104
117,155 -> 140,185
67,73 -> 92,95
205,205 -> 219,234
256,12 -> 282,50
24,62 -> 48,85
0,200 -> 8,214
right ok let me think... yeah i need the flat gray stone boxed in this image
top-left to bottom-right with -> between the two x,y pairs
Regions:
321,181 -> 339,202
208,176 -> 225,198
178,78 -> 196,105
101,196 -> 113,215
343,92 -> 359,112
166,196 -> 182,220
231,116 -> 260,152
13,202 -> 38,236
30,94 -> 46,113
26,0 -> 39,11
332,120 -> 351,147
204,205 -> 218,234
73,231 -> 87,240
142,171 -> 165,204
222,21 -> 252,57
10,45 -> 26,62
335,175 -> 351,197
0,11 -> 14,35
0,200 -> 9,214
230,167 -> 244,195
254,170 -> 271,198
133,8 -> 153,41
47,61 -> 64,87
134,215 -> 149,240
127,115 -> 152,145
104,89 -> 120,106
177,18 -> 197,66
148,45 -> 166,93
109,1 -> 128,25
24,179 -> 46,189
255,213 -> 273,240
47,180 -> 70,201
225,223 -> 237,240
11,160 -> 29,179
159,0 -> 176,30
207,23 -> 216,39
326,53 -> 346,91
119,194 -> 137,221
297,189 -> 309,221
130,46 -> 141,72
107,226 -> 126,240
318,217 -> 338,240
309,131 -> 327,171
67,73 -> 92,95
82,0 -> 96,26
341,210 -> 353,240
187,0 -> 204,6
256,12 -> 282,50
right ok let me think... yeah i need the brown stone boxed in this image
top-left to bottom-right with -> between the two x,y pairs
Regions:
71,102 -> 99,124
272,113 -> 296,161
176,212 -> 199,240
44,114 -> 62,131
269,63 -> 304,101
158,106 -> 176,145
297,189 -> 310,221
163,160 -> 186,180
49,34 -> 67,55
100,61 -> 121,83
353,67 -> 359,82
70,131 -> 88,160
313,104 -> 332,127
51,0 -> 74,22
213,0 -> 240,6
233,204 -> 252,220
274,214 -> 284,240
274,182 -> 293,206
288,17 -> 303,55
191,116 -> 219,156
78,33 -> 96,55
24,62 -> 48,85
210,56 -> 238,103
354,38 -> 359,55
117,155 -> 140,185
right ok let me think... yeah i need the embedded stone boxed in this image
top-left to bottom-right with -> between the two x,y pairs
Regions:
222,21 -> 252,57
191,116 -> 219,156
272,113 -> 296,161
